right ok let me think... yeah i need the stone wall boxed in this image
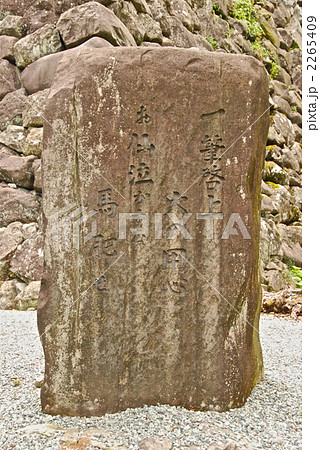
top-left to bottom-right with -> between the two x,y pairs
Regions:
0,0 -> 302,308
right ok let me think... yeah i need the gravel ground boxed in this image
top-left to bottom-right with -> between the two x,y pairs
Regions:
0,312 -> 301,450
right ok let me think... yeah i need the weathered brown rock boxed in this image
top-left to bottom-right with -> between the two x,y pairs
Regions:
0,148 -> 36,188
24,127 -> 43,157
131,0 -> 151,14
79,36 -> 113,49
0,124 -> 25,153
15,280 -> 41,310
0,280 -> 18,309
56,1 -> 136,48
32,158 -> 42,192
118,3 -> 163,45
162,17 -> 198,48
168,0 -> 200,32
0,14 -> 28,38
0,220 -> 24,280
0,220 -> 23,260
13,24 -> 63,69
22,89 -> 49,127
21,53 -> 64,94
0,88 -> 26,131
10,231 -> 43,281
277,223 -> 302,267
0,35 -> 18,61
38,47 -> 268,416
0,59 -> 21,101
268,112 -> 295,147
117,1 -> 147,45
0,185 -> 40,226
20,40 -> 113,95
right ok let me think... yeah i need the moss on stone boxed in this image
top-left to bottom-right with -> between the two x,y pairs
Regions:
266,144 -> 276,153
266,181 -> 280,189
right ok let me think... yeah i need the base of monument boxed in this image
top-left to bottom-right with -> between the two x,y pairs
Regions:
40,370 -> 264,416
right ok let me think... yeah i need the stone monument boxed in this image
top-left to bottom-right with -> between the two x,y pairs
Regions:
38,47 -> 269,416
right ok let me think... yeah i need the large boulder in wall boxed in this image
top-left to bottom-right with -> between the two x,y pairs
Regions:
38,47 -> 269,416
56,1 -> 137,48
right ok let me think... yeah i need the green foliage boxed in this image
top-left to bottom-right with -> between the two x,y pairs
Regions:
206,36 -> 219,50
269,60 -> 280,79
212,3 -> 224,17
289,41 -> 299,50
287,265 -> 302,289
230,0 -> 263,41
225,26 -> 234,38
251,39 -> 269,59
230,0 -> 280,79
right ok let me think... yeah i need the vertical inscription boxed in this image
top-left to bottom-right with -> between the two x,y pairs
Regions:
161,192 -> 191,297
91,188 -> 119,292
199,133 -> 225,212
129,106 -> 155,212
161,248 -> 188,297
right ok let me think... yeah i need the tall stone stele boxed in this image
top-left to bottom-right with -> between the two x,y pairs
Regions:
38,47 -> 269,416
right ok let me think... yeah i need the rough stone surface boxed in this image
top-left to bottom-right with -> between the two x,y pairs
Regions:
13,24 -> 63,69
20,41 -> 113,95
15,280 -> 41,310
117,1 -> 147,45
162,17 -> 198,48
32,158 -> 42,192
0,125 -> 25,153
79,36 -> 113,49
0,14 -> 28,38
22,89 -> 49,127
0,148 -> 36,188
24,127 -> 43,157
10,232 -> 43,281
21,52 -> 64,94
277,224 -> 302,267
268,112 -> 295,147
0,221 -> 23,280
38,47 -> 269,416
0,88 -> 26,131
168,0 -> 200,32
0,59 -> 21,101
264,268 -> 287,292
0,221 -> 23,261
0,35 -> 18,61
260,218 -> 282,267
57,1 -> 136,48
0,185 -> 40,227
0,280 -> 18,309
